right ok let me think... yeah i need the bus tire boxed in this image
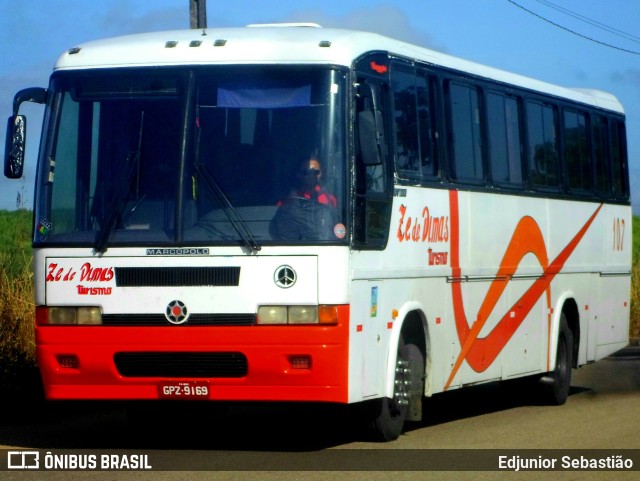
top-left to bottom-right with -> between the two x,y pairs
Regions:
367,340 -> 421,441
541,313 -> 573,405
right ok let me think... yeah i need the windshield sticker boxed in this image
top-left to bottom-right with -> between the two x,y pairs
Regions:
333,223 -> 346,239
37,218 -> 52,240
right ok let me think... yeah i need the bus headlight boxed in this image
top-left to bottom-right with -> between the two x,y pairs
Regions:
256,306 -> 288,324
288,306 -> 318,324
77,307 -> 102,325
42,307 -> 102,325
257,305 -> 338,325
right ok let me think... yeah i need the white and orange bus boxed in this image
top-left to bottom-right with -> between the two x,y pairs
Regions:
5,25 -> 631,440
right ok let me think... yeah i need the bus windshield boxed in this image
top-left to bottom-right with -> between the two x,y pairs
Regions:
34,66 -> 347,249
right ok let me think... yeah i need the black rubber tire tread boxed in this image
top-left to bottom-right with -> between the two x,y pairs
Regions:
542,313 -> 573,405
368,340 -> 415,441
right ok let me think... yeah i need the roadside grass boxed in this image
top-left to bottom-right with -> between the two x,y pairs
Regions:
0,209 -> 36,399
630,217 -> 640,339
632,263 -> 640,339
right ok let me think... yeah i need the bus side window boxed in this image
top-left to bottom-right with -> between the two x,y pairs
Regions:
563,109 -> 591,194
355,78 -> 393,248
447,82 -> 484,184
486,91 -> 523,188
526,101 -> 560,191
610,119 -> 629,200
357,82 -> 387,193
390,64 -> 437,182
591,114 -> 610,196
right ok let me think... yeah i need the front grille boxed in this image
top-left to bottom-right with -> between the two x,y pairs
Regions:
114,266 -> 240,287
102,313 -> 256,326
114,352 -> 248,378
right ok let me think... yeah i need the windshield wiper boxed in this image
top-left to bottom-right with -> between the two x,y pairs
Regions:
194,163 -> 261,253
94,150 -> 140,253
94,112 -> 144,254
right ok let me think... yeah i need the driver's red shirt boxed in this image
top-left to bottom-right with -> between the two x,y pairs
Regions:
277,185 -> 337,207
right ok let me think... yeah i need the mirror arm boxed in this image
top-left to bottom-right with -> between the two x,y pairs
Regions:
12,87 -> 47,115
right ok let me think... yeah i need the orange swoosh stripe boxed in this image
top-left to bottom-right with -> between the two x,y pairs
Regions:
445,190 -> 602,390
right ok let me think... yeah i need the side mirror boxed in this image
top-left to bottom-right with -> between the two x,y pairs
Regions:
4,87 -> 47,179
4,115 -> 26,179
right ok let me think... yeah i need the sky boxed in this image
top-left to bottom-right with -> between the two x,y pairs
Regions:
2,0 -> 640,211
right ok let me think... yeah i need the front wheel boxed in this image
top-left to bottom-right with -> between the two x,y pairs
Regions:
366,341 -> 424,441
541,313 -> 573,405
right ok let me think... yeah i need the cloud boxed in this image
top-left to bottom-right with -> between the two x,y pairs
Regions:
98,4 -> 187,36
571,67 -> 588,82
281,4 -> 445,51
611,69 -> 640,87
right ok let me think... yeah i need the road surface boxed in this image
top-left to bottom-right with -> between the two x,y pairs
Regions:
1,347 -> 639,480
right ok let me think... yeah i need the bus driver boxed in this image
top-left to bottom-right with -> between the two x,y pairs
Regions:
274,157 -> 338,240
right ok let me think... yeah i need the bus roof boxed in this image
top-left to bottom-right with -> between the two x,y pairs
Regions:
54,25 -> 624,114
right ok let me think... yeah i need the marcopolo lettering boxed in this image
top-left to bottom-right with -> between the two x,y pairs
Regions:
146,248 -> 209,256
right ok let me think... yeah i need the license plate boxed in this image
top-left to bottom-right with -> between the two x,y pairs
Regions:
157,381 -> 210,400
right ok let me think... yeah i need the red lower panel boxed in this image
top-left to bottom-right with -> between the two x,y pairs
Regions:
36,306 -> 349,403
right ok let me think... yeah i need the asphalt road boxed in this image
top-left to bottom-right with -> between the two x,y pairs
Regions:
1,347 -> 639,481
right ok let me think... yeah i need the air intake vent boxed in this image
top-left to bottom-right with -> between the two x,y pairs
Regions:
102,313 -> 255,326
114,352 -> 248,378
115,267 -> 240,287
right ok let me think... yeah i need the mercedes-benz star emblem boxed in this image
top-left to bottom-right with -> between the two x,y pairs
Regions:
274,265 -> 296,288
165,300 -> 189,324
